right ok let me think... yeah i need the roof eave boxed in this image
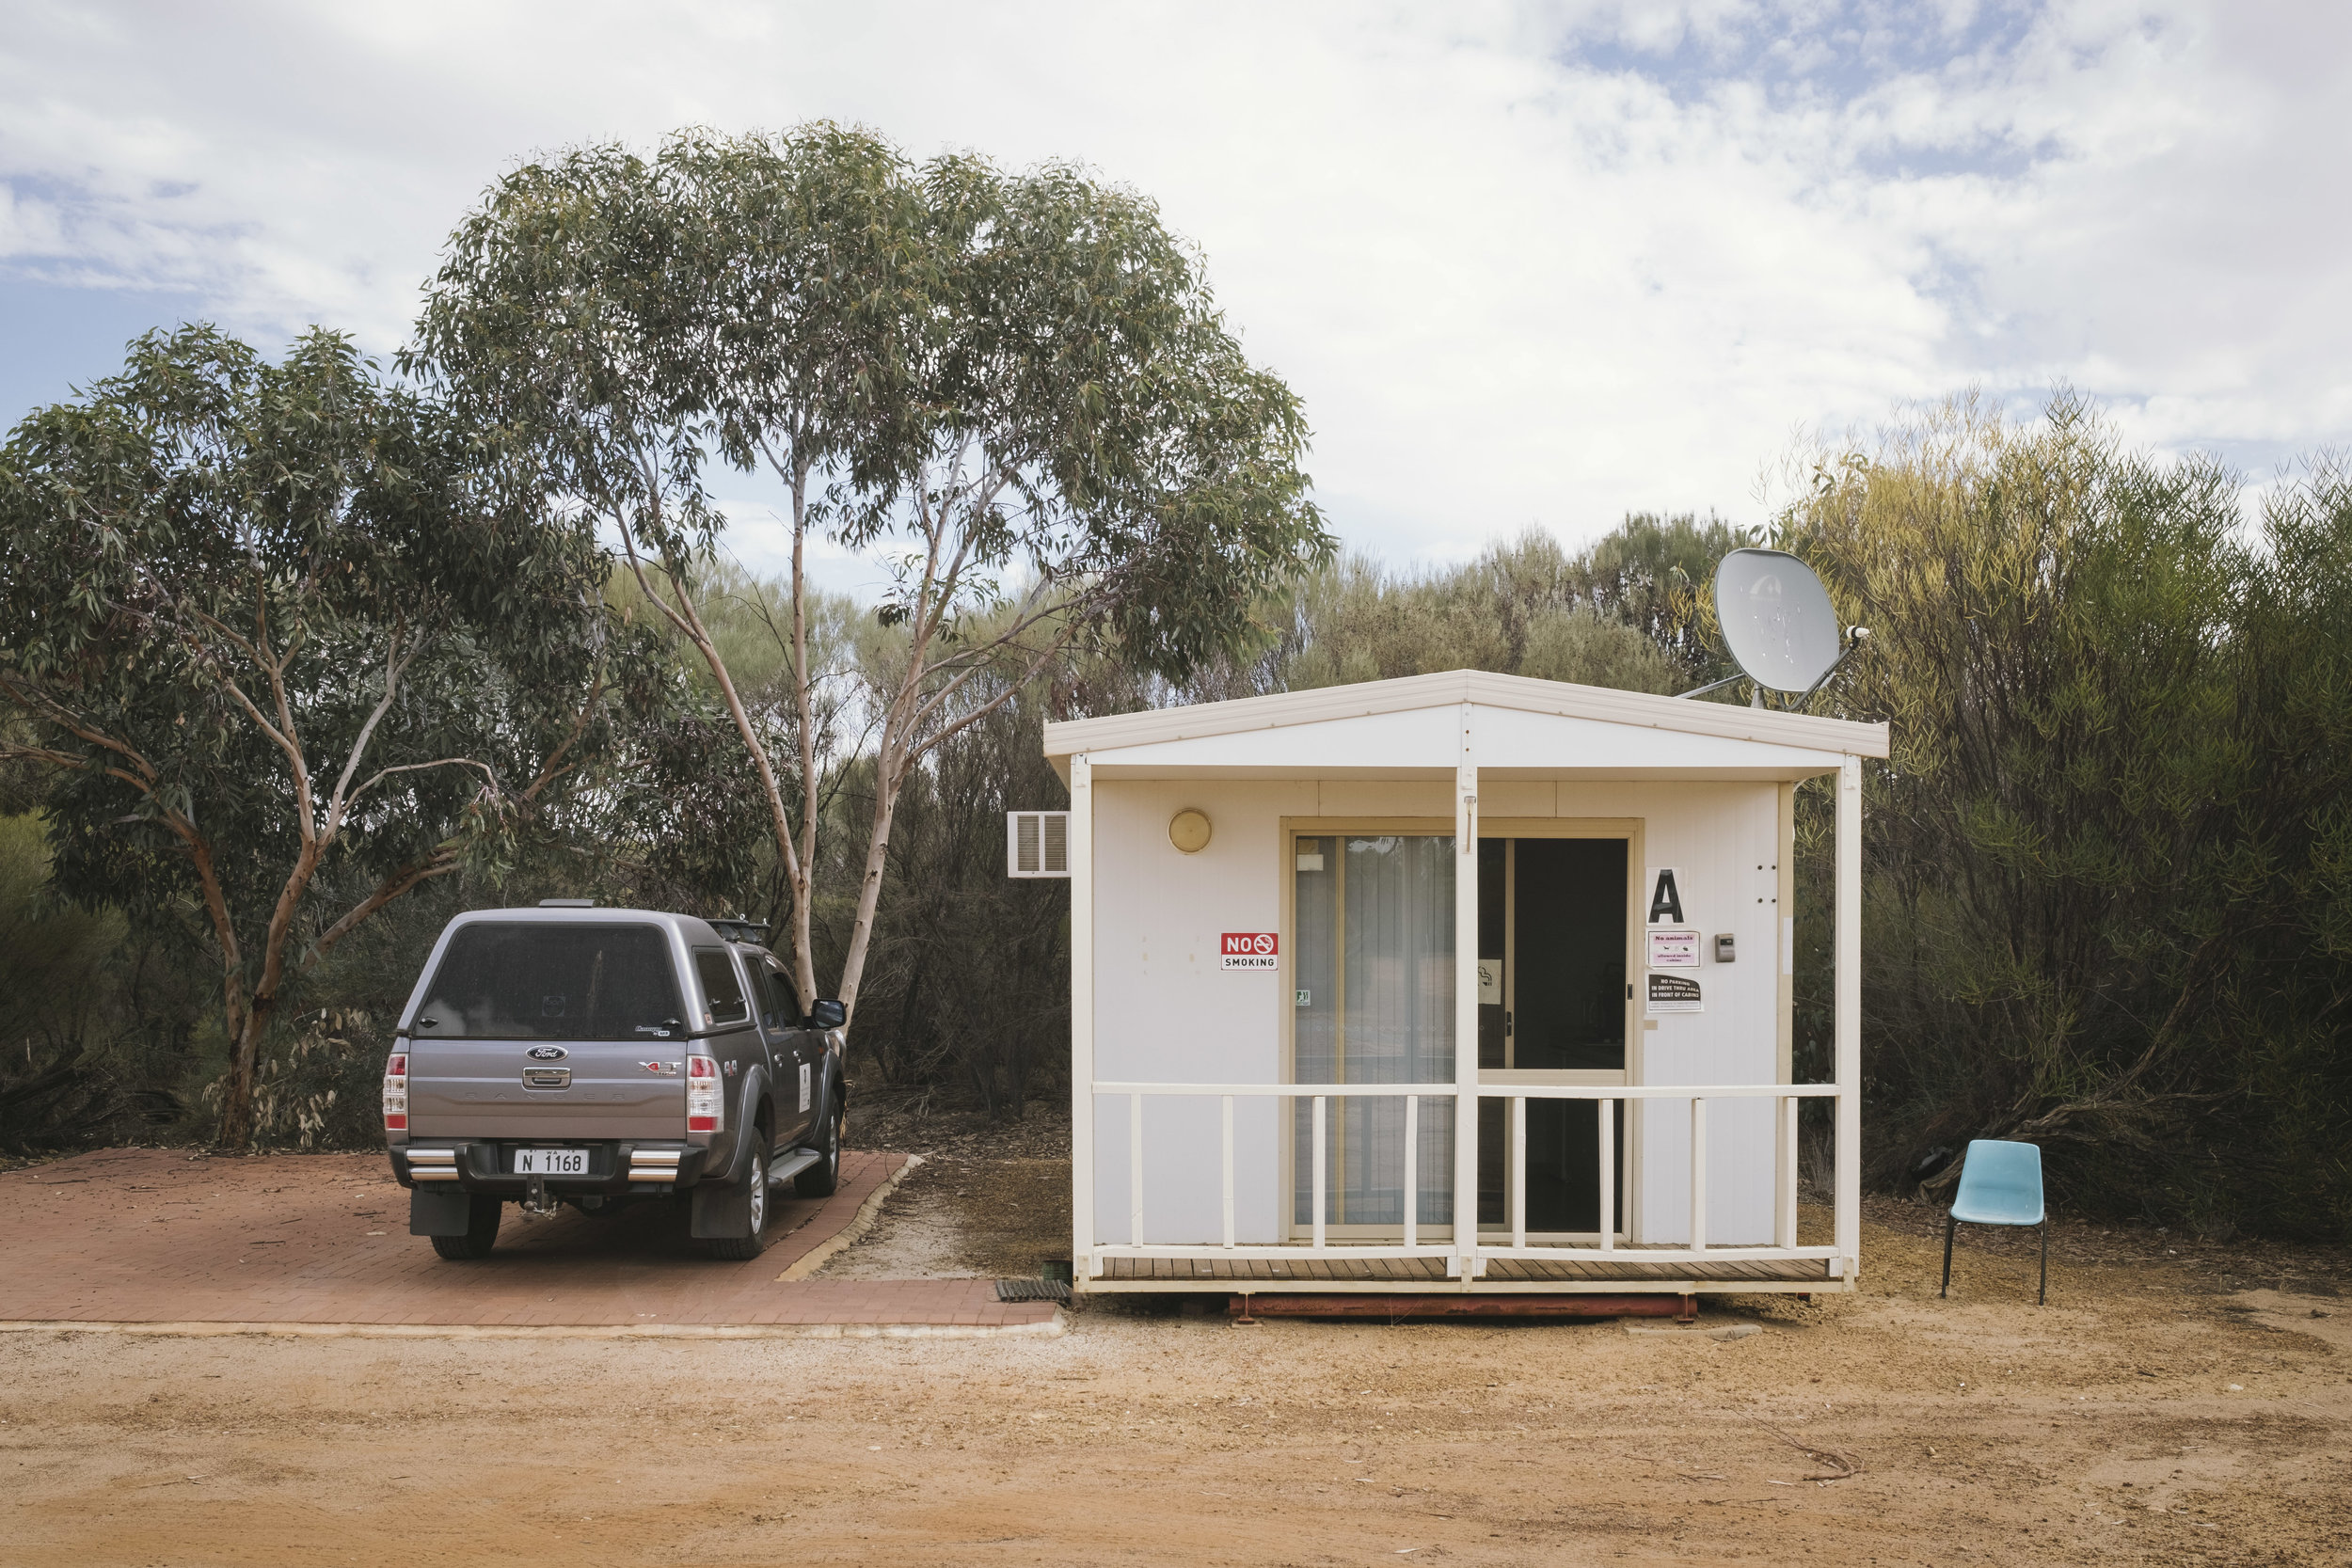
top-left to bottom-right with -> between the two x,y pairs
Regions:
1042,669 -> 1889,762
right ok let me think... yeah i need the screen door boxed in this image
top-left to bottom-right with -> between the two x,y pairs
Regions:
1476,834 -> 1629,1237
1291,833 -> 1455,1233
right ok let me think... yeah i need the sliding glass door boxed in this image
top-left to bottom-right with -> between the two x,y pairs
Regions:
1291,833 -> 1456,1234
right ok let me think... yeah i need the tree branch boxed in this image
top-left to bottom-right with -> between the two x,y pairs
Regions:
322,615 -> 421,838
175,609 -> 300,768
342,755 -> 501,815
301,849 -> 464,973
517,671 -> 606,806
0,674 -> 165,784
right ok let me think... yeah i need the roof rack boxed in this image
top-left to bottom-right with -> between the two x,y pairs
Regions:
708,916 -> 771,946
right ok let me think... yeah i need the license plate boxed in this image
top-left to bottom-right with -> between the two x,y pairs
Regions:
514,1148 -> 590,1175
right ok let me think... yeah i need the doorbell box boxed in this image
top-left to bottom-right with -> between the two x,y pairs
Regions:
1713,933 -> 1736,963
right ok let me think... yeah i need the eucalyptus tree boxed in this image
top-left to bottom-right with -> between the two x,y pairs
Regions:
0,327 -> 628,1147
1776,395 -> 2279,1210
414,123 -> 1331,1022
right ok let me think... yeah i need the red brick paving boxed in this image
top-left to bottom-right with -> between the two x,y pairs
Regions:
0,1148 -> 1056,1333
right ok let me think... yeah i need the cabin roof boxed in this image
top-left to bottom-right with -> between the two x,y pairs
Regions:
1041,669 -> 1887,784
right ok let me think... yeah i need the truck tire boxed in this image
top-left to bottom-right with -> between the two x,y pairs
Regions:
704,1134 -> 772,1260
793,1095 -> 844,1199
429,1196 -> 502,1260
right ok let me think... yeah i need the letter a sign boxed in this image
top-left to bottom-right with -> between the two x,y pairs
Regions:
1220,932 -> 1279,971
1646,867 -> 1685,926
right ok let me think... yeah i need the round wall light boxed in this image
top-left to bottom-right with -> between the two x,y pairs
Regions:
1168,808 -> 1212,854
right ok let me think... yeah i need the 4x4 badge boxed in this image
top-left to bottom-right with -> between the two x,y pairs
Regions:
527,1046 -> 568,1061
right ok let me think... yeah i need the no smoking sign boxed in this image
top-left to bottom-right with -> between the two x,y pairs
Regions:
1220,932 -> 1279,971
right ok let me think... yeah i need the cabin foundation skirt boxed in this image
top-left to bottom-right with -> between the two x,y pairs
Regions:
1083,1253 -> 1842,1294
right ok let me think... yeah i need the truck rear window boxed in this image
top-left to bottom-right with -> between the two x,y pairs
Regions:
414,924 -> 683,1040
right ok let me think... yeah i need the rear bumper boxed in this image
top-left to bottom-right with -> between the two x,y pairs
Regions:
390,1140 -> 709,1196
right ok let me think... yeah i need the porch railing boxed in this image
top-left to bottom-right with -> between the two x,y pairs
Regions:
1086,1080 -> 1844,1275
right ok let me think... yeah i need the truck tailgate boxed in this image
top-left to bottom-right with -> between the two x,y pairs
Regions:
407,1038 -> 684,1140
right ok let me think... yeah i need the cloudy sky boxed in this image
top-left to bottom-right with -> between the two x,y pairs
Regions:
3,1 -> 2344,593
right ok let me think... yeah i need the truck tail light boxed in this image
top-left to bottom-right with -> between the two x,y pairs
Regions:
383,1052 -> 408,1132
686,1053 -> 721,1133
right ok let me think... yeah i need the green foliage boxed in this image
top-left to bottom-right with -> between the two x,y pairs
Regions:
0,326 -> 636,1146
0,812 -> 124,1056
0,811 -> 201,1150
1777,396 -> 2352,1238
199,1008 -> 383,1152
878,149 -> 1333,679
410,121 -> 1334,1020
1221,524 -> 1714,695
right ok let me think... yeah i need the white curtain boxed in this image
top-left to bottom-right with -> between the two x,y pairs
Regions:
1294,834 -> 1455,1228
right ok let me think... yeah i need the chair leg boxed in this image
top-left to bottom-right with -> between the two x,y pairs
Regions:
1940,1212 -> 1956,1298
2039,1225 -> 2047,1306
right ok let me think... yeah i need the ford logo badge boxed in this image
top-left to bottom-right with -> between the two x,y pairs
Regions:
527,1046 -> 568,1061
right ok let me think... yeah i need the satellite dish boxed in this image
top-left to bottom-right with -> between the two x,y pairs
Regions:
1713,548 -> 1842,693
1681,548 -> 1867,706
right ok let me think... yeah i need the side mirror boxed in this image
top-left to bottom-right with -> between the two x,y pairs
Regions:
806,998 -> 847,1030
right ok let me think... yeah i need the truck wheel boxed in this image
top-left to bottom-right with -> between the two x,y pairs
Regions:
704,1135 -> 772,1260
794,1096 -> 843,1198
429,1196 -> 502,1260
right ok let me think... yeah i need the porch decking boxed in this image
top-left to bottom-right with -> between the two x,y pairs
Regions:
1092,1247 -> 1839,1293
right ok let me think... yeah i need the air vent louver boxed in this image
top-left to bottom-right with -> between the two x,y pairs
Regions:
1007,811 -> 1071,878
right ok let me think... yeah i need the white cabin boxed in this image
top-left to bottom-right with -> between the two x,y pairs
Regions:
1043,670 -> 1887,1300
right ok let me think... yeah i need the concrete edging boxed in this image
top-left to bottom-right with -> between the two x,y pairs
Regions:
0,1307 -> 1062,1342
775,1151 -> 925,1281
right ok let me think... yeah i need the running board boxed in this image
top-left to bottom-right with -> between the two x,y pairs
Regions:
767,1148 -> 823,1187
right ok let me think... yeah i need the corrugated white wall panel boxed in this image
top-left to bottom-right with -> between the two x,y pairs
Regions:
1089,779 -> 1312,1244
1556,781 -> 1784,1245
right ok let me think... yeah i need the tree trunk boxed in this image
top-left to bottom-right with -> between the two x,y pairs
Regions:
214,986 -> 268,1149
612,517 -> 815,1004
786,468 -> 821,1009
832,739 -> 909,1028
215,934 -> 296,1150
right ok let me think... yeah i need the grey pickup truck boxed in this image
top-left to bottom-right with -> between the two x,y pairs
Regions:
384,903 -> 848,1261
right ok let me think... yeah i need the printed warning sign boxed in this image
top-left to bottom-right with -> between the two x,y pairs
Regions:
1220,932 -> 1279,970
1647,927 -> 1701,968
1647,973 -> 1704,1014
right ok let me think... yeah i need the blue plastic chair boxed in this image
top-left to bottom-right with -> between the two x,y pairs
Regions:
1940,1139 -> 2047,1305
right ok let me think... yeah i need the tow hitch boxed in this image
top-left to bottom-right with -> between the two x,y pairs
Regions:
521,1173 -> 561,1217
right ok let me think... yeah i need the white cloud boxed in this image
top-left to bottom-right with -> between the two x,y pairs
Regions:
3,0 -> 2345,587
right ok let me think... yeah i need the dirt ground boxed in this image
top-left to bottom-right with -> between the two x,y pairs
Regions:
5,1117 -> 2351,1566
816,1090 -> 1075,1279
